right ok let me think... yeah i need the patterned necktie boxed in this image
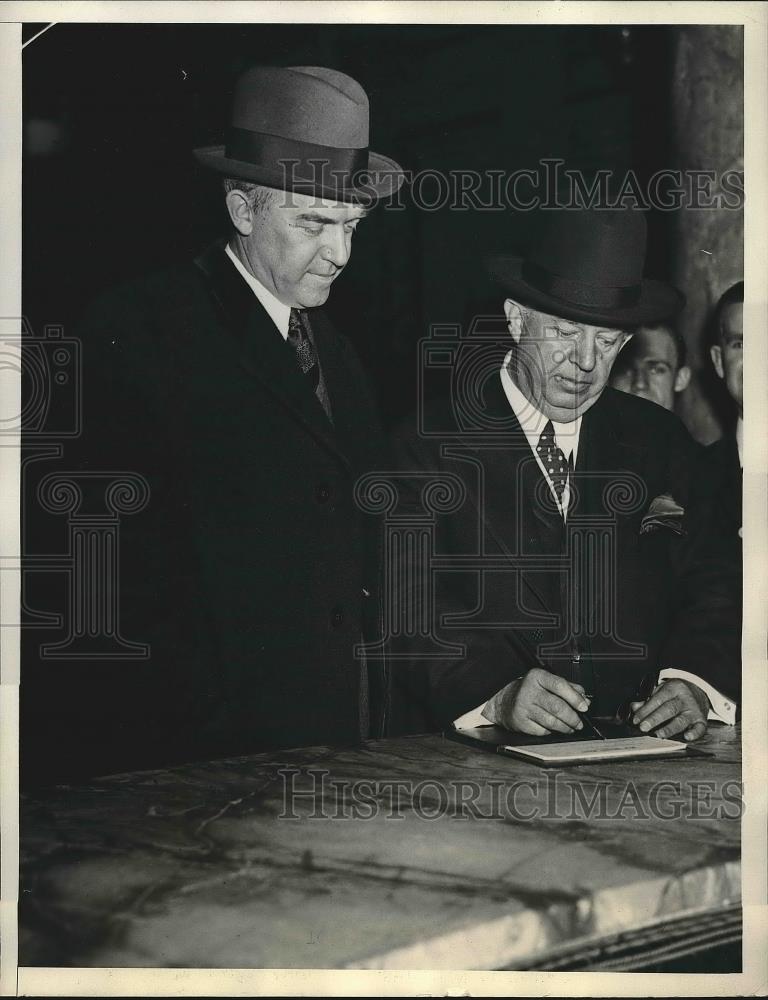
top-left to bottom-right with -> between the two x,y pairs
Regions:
538,420 -> 572,509
287,308 -> 320,391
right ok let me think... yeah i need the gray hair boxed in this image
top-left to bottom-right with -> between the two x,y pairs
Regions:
222,178 -> 277,215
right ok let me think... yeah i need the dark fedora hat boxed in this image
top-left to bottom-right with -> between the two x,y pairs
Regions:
486,208 -> 684,327
193,65 -> 404,204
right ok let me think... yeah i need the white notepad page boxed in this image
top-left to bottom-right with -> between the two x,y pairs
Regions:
502,735 -> 688,763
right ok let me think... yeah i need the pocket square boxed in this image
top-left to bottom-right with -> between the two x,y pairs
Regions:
640,494 -> 686,535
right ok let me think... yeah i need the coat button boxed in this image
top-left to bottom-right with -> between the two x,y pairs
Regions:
316,484 -> 330,503
331,608 -> 344,627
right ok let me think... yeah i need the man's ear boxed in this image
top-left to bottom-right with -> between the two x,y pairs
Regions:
674,364 -> 691,393
710,344 -> 724,380
617,331 -> 633,353
225,190 -> 255,237
504,299 -> 524,344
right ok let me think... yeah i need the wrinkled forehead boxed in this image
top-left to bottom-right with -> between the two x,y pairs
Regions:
523,304 -> 624,337
277,189 -> 369,220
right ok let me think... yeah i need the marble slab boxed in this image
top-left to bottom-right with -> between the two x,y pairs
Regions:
19,724 -> 741,969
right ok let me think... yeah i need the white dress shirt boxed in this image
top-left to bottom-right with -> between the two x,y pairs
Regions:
500,354 -> 581,519
454,360 -> 736,730
225,243 -> 291,337
736,417 -> 744,468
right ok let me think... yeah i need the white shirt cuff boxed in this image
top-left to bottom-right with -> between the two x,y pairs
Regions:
453,702 -> 491,730
659,668 -> 737,725
455,672 -> 737,728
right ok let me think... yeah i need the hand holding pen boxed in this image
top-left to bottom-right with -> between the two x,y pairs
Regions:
481,666 -> 597,737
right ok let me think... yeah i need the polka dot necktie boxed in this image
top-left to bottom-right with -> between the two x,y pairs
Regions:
538,420 -> 572,508
287,308 -> 320,391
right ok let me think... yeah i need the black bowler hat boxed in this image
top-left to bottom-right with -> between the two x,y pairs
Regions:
486,208 -> 684,327
193,65 -> 404,204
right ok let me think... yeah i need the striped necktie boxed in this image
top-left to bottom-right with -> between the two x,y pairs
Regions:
287,308 -> 320,391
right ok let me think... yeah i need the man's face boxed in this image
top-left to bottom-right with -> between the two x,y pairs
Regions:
234,190 -> 367,308
507,301 -> 630,422
710,301 -> 744,416
609,325 -> 687,412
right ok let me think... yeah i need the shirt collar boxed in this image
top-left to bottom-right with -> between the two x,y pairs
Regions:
225,243 -> 292,338
736,416 -> 743,468
500,350 -> 582,461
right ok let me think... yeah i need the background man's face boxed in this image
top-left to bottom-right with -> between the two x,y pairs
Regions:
609,325 -> 687,412
241,191 -> 366,308
711,301 -> 744,416
509,304 -> 629,422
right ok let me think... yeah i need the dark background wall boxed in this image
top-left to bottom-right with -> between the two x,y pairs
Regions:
671,26 -> 744,444
23,22 -> 685,429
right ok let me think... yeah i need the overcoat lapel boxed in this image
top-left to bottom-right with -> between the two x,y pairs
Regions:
306,309 -> 370,471
466,379 -> 645,626
574,390 -> 645,521
464,373 -> 562,621
194,242 -> 351,471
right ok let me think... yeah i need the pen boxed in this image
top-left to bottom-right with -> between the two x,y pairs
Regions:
577,705 -> 606,740
634,672 -> 658,703
572,688 -> 606,740
618,672 -> 658,724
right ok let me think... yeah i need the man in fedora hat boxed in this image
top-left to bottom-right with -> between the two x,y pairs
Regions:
389,208 -> 739,743
24,66 -> 404,782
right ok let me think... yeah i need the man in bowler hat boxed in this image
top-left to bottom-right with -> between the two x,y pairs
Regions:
24,66 -> 404,780
391,208 -> 739,742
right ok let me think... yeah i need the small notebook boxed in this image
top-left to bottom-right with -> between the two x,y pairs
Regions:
447,723 -> 712,766
499,734 -> 689,765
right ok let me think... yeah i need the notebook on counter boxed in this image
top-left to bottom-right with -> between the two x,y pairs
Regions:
447,722 -> 712,766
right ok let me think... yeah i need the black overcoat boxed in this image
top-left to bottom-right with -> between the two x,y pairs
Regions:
22,243 -> 387,779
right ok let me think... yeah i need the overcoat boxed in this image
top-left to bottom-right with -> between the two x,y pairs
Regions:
22,242 -> 388,779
